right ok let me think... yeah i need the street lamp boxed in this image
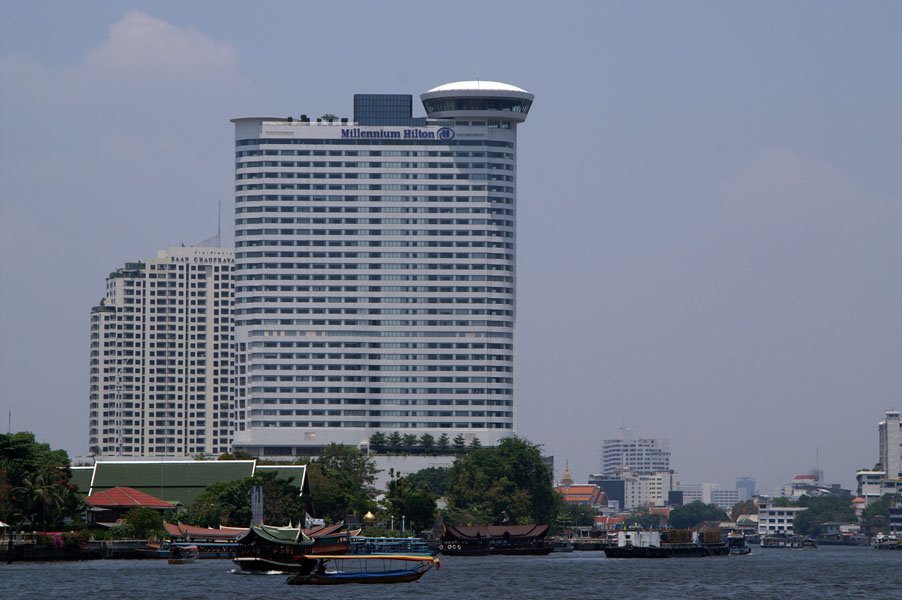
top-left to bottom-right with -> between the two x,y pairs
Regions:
401,515 -> 405,536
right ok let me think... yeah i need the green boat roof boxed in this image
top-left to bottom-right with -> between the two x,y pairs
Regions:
243,524 -> 313,546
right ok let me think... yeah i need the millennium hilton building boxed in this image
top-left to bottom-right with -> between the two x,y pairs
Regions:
89,244 -> 235,457
231,81 -> 533,457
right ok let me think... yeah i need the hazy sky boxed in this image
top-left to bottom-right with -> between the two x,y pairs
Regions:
1,1 -> 900,492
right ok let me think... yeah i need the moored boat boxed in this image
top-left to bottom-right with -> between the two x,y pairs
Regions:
603,530 -> 728,558
233,522 -> 349,572
761,534 -> 806,548
439,524 -> 552,556
727,531 -> 751,555
350,536 -> 432,556
168,544 -> 199,564
286,554 -> 439,585
874,534 -> 901,550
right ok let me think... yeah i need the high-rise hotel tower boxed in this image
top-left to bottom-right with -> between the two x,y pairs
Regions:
231,81 -> 533,456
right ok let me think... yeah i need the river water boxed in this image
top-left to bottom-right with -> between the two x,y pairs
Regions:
5,546 -> 900,599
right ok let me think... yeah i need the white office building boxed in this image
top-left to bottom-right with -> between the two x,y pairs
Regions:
89,245 -> 235,457
758,503 -> 807,536
622,470 -> 675,509
601,429 -> 671,477
230,82 -> 533,456
879,410 -> 902,480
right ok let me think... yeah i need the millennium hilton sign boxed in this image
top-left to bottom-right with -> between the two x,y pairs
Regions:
341,127 -> 455,140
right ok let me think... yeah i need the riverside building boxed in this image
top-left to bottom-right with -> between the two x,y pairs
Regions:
230,81 -> 533,456
89,245 -> 235,457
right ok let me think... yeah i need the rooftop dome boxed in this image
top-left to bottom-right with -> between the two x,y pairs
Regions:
426,80 -> 529,94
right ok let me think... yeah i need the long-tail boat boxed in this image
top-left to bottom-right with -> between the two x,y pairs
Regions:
286,554 -> 439,585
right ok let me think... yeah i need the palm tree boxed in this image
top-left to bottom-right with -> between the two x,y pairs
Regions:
13,468 -> 66,530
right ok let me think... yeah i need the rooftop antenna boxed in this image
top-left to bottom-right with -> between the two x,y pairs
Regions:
7,407 -> 10,434
217,198 -> 222,244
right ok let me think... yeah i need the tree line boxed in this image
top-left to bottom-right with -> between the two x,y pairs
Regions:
367,431 -> 482,454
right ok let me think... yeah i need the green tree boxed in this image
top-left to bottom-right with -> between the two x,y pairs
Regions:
1,432 -> 79,530
669,502 -> 728,529
437,433 -> 451,451
731,499 -> 757,521
862,494 -> 902,521
555,502 -> 597,529
217,450 -> 253,460
404,466 -> 453,498
452,434 -> 466,451
186,471 -> 306,527
622,507 -> 664,529
387,431 -> 403,452
306,444 -> 377,522
123,507 -> 166,539
771,497 -> 797,507
469,437 -> 482,449
792,495 -> 855,536
385,472 -> 438,534
13,469 -> 70,529
320,113 -> 339,122
419,433 -> 435,453
446,437 -> 559,525
401,434 -> 419,452
369,431 -> 388,451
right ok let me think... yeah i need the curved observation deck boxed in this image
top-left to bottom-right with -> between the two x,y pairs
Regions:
420,80 -> 534,123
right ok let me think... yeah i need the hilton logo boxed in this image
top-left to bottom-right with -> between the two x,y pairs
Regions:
340,127 -> 456,140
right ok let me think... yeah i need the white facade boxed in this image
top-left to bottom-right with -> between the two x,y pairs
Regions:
879,410 -> 902,479
758,504 -> 807,536
601,430 -> 671,477
710,489 -> 740,512
623,470 -> 674,509
231,83 -> 533,456
89,246 -> 235,456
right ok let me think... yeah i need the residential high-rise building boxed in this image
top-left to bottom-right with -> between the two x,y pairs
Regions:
230,81 -> 533,456
89,245 -> 235,457
601,429 -> 671,477
878,410 -> 902,479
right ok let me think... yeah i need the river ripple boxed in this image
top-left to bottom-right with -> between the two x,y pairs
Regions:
5,546 -> 900,600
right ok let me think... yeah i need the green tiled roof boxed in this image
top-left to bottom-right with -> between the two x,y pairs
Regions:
70,466 -> 95,497
73,460 -> 308,508
89,460 -> 257,506
256,465 -> 307,493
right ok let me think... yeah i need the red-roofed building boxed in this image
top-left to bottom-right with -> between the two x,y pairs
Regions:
164,522 -> 248,542
555,463 -> 605,508
594,515 -> 623,530
85,486 -> 174,526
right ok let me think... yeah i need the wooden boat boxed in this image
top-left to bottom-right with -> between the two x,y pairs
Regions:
439,524 -> 552,556
349,536 -> 433,555
286,554 -> 439,585
233,522 -> 349,572
168,545 -> 199,564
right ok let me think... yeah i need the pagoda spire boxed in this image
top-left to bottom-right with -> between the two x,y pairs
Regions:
562,461 -> 574,489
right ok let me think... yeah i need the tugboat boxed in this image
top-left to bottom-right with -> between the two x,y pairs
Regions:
727,531 -> 751,555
